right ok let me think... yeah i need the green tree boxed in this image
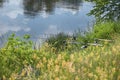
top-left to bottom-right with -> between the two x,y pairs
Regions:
86,0 -> 120,21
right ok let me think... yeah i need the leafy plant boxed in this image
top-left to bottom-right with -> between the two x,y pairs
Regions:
0,34 -> 35,78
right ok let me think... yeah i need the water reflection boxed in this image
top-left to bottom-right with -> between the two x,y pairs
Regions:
0,0 -> 5,7
0,0 -> 94,47
23,0 -> 82,17
58,0 -> 82,10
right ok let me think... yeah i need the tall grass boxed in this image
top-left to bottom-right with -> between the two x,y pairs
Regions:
77,21 -> 120,43
1,35 -> 119,80
0,21 -> 120,80
45,21 -> 120,51
88,21 -> 120,38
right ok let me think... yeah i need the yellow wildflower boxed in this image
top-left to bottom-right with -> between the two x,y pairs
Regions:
20,69 -> 26,77
55,77 -> 60,80
88,72 -> 94,78
75,76 -> 79,80
112,68 -> 116,73
43,57 -> 47,63
57,54 -> 62,60
70,54 -> 74,60
62,60 -> 66,67
55,65 -> 60,72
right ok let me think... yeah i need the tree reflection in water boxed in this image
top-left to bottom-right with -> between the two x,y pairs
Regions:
0,0 -> 6,8
23,0 -> 83,17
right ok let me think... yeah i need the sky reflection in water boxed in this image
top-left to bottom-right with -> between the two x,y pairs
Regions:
0,0 -> 94,37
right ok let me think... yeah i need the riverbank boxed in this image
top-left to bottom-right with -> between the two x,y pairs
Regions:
0,21 -> 120,80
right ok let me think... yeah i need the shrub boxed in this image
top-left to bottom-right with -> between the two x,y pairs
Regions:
91,21 -> 120,39
77,21 -> 120,43
0,34 -> 35,78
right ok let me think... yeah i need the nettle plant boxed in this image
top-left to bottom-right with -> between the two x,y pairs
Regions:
0,34 -> 35,78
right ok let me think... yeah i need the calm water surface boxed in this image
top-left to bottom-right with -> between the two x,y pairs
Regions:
0,0 -> 95,46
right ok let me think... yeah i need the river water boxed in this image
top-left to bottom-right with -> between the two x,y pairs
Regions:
0,0 -> 95,47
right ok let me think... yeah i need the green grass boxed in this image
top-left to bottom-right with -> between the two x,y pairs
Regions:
0,21 -> 120,80
77,21 -> 120,43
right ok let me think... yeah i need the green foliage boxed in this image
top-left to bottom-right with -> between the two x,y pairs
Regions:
0,33 -> 120,80
23,34 -> 31,39
77,21 -> 120,43
5,34 -> 33,49
46,33 -> 70,52
89,21 -> 120,39
44,22 -> 120,52
0,34 -> 35,78
0,22 -> 120,79
86,0 -> 120,21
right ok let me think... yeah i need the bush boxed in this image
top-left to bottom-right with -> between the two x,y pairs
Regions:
77,21 -> 120,43
0,34 -> 35,78
91,21 -> 120,39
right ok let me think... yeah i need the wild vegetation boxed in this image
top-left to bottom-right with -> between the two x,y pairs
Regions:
0,21 -> 120,80
0,0 -> 120,79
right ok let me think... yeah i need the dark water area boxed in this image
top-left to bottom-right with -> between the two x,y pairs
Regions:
0,0 -> 95,47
